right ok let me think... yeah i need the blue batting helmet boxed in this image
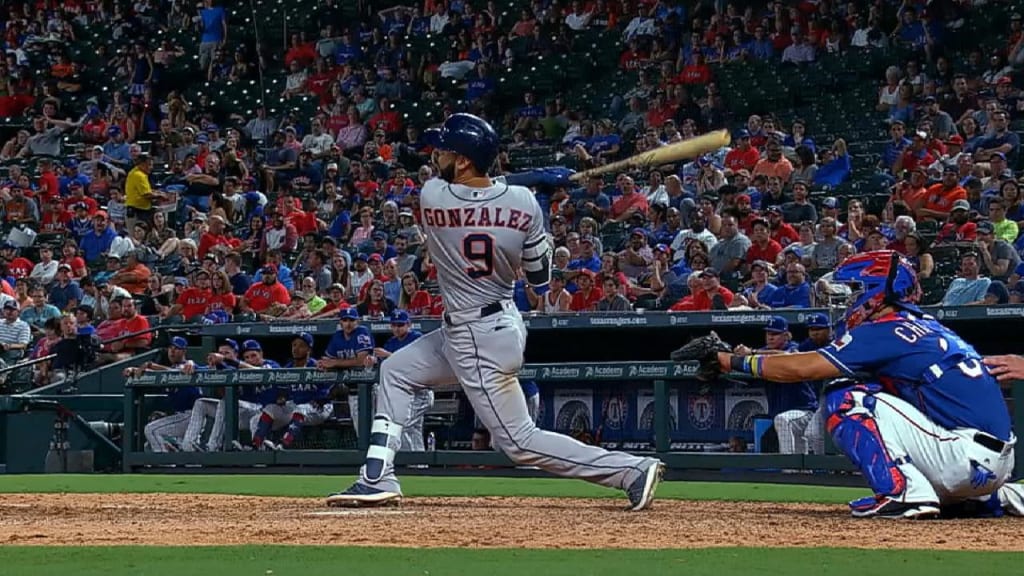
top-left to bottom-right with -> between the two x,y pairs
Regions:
832,250 -> 919,335
424,113 -> 499,174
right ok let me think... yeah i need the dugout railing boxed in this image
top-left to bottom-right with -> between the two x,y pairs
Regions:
120,366 -> 1024,477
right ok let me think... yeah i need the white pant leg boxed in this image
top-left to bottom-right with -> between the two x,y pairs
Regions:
182,398 -> 219,451
401,389 -> 434,451
774,409 -> 814,455
870,391 -> 1015,504
295,401 -> 334,426
443,307 -> 653,490
209,399 -> 261,450
144,412 -> 190,453
805,406 -> 825,456
525,393 -> 540,425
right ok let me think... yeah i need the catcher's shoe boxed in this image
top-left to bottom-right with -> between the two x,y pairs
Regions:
850,495 -> 939,519
326,483 -> 402,507
626,460 -> 665,511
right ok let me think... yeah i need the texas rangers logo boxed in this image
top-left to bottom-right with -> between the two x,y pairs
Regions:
603,395 -> 626,431
688,394 -> 715,431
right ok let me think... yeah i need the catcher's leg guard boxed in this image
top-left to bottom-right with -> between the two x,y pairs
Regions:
824,384 -> 908,498
365,415 -> 403,483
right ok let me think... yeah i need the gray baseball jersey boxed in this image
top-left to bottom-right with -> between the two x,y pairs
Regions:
419,177 -> 549,312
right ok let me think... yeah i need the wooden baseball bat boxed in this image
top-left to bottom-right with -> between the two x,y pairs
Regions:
568,129 -> 731,182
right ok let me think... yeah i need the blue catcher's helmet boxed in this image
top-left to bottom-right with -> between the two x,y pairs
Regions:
424,113 -> 499,174
832,250 -> 919,335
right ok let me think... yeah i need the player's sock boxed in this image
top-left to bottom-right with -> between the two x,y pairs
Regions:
282,413 -> 305,447
365,415 -> 402,483
252,412 -> 273,447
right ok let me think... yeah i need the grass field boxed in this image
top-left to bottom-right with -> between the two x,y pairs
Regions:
0,475 -> 1019,576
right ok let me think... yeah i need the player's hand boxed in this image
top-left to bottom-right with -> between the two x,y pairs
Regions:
362,355 -> 377,368
181,361 -> 196,375
373,347 -> 389,358
733,344 -> 753,356
983,355 -> 1024,382
316,358 -> 333,371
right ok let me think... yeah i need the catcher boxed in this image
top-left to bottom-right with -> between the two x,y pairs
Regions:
671,251 -> 1017,519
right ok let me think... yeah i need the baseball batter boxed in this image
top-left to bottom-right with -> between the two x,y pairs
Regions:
676,251 -> 1015,518
326,113 -> 664,510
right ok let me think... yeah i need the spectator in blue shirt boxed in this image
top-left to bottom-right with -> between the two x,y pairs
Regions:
974,112 -> 1020,166
572,175 -> 611,221
464,62 -> 495,103
880,121 -> 911,172
79,212 -> 117,264
745,25 -> 774,60
48,265 -> 83,313
765,263 -> 811,308
334,32 -> 362,66
58,160 -> 91,196
568,238 -> 602,273
102,126 -> 131,167
199,0 -> 228,71
941,252 -> 992,305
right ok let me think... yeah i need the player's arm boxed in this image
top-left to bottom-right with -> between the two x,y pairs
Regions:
521,194 -> 553,289
716,350 -> 842,383
317,351 -> 369,369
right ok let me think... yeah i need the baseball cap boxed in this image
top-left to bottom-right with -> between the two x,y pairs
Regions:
698,267 -> 719,278
805,313 -> 831,329
261,264 -> 278,274
338,307 -> 360,320
242,339 -> 262,351
69,180 -> 83,189
976,220 -> 995,235
630,227 -> 647,238
206,123 -> 219,132
76,304 -> 94,319
57,263 -> 72,272
735,128 -> 751,139
354,253 -> 369,263
913,130 -> 927,140
107,125 -> 121,136
94,210 -> 108,220
368,253 -> 384,263
783,244 -> 803,257
293,331 -> 314,347
765,205 -> 782,215
64,158 -> 78,168
196,134 -> 210,144
551,214 -> 566,224
372,231 -> 387,241
750,259 -> 772,272
991,152 -> 1007,161
399,208 -> 414,217
765,316 -> 789,333
170,336 -> 188,349
822,197 -> 838,209
390,310 -> 410,325
222,338 -> 240,352
327,162 -> 339,171
2,300 -> 17,311
736,193 -> 751,204
951,199 -> 971,212
997,76 -> 1013,86
946,134 -> 964,146
943,165 -> 958,175
174,276 -> 188,286
653,243 -> 671,255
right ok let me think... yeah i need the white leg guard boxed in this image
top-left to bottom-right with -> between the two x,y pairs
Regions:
997,483 -> 1024,516
364,415 -> 403,483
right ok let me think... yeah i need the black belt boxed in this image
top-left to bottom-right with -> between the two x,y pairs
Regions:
443,302 -> 502,326
974,433 -> 1007,453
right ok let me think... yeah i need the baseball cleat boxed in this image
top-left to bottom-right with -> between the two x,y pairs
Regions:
325,483 -> 402,507
626,460 -> 665,511
850,495 -> 939,519
262,440 -> 283,451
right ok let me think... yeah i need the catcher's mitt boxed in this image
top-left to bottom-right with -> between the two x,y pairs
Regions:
669,332 -> 732,382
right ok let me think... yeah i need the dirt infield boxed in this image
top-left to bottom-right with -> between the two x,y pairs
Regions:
1,493 -> 1022,550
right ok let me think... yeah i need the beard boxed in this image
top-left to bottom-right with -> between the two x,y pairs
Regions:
439,161 -> 456,182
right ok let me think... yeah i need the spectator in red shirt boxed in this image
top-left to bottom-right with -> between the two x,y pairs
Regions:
241,265 -> 292,317
610,175 -> 649,222
397,272 -> 431,315
173,269 -> 213,321
2,244 -> 33,279
197,214 -> 235,258
97,296 -> 152,365
746,218 -> 783,269
690,267 -> 735,311
724,129 -> 760,172
570,269 -> 603,311
765,206 -> 800,247
36,158 -> 60,202
40,197 -> 70,233
894,130 -> 936,175
367,97 -> 402,136
59,241 -> 87,279
675,52 -> 712,85
284,33 -> 317,68
936,199 -> 978,243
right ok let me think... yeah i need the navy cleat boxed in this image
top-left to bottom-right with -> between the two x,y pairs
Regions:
849,495 -> 939,519
325,482 -> 402,508
626,460 -> 665,511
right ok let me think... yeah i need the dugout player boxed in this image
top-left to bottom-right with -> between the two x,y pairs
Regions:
254,332 -> 330,450
181,338 -> 242,452
364,310 -> 434,451
326,113 -> 664,511
713,251 -> 1015,518
318,307 -> 373,438
124,337 -> 201,452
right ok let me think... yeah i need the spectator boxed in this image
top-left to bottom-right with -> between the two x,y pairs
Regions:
987,198 -> 1019,243
609,175 -> 649,222
241,265 -> 291,318
0,300 -> 31,362
942,252 -> 992,305
109,251 -> 153,295
973,111 -> 1020,166
918,166 -> 967,221
596,275 -> 632,311
198,0 -> 228,72
97,297 -> 152,365
974,220 -> 1019,282
765,263 -> 811,309
48,265 -> 83,313
935,199 -> 978,243
29,247 -> 58,286
753,139 -> 794,184
80,211 -> 118,265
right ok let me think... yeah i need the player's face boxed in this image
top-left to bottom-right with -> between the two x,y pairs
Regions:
764,331 -> 788,349
391,323 -> 409,338
168,347 -> 185,363
244,350 -> 263,364
809,327 -> 831,346
218,345 -> 236,359
340,318 -> 358,333
292,340 -> 310,359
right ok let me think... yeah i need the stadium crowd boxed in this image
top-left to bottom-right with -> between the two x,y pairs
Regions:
0,0 -> 1021,392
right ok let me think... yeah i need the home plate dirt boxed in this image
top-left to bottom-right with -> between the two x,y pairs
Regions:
0,493 -> 1022,550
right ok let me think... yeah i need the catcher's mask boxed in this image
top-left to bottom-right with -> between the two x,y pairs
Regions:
832,250 -> 920,337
